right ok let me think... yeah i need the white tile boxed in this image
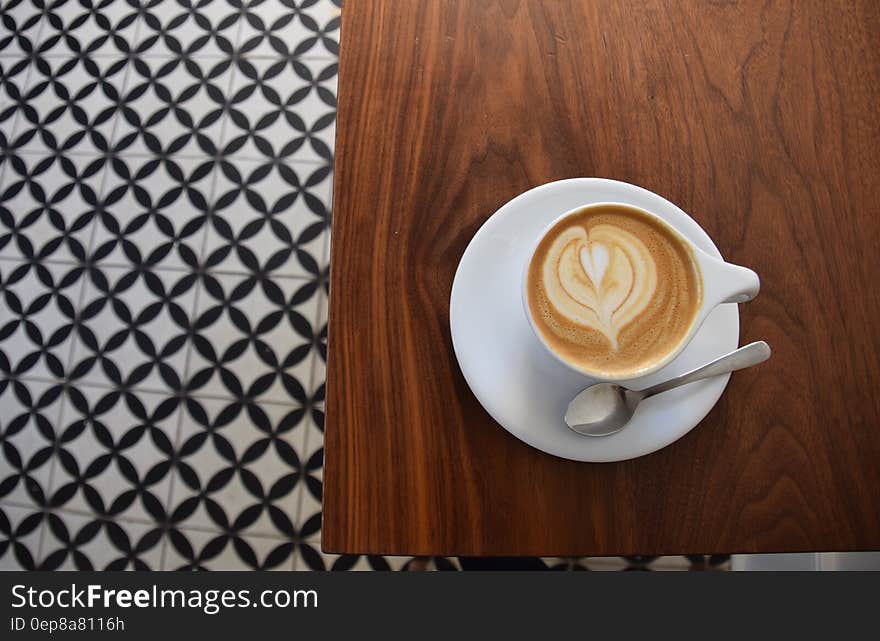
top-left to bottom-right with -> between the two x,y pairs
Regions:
48,385 -> 182,523
299,283 -> 324,531
167,395 -> 308,538
112,56 -> 235,156
237,0 -> 341,58
201,159 -> 331,277
291,537 -> 331,570
312,284 -> 327,384
39,510 -> 164,570
89,155 -> 217,269
13,56 -> 130,154
0,152 -> 108,262
291,410 -> 321,534
319,172 -> 332,268
186,271 -> 320,401
0,503 -> 45,569
164,526 -> 294,570
0,1 -> 45,57
36,1 -> 141,57
134,0 -> 243,59
67,265 -> 199,390
0,57 -> 33,142
220,57 -> 337,164
0,260 -> 86,378
0,378 -> 64,505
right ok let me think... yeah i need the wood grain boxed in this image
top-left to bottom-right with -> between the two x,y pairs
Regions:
323,0 -> 880,556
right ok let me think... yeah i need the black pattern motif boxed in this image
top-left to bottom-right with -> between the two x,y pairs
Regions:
0,0 -> 728,571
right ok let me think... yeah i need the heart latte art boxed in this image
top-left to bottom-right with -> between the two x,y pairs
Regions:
527,205 -> 702,377
548,225 -> 657,349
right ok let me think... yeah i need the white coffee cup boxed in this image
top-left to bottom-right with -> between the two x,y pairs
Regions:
521,202 -> 760,381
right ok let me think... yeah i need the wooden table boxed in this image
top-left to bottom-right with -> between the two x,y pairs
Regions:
323,0 -> 880,556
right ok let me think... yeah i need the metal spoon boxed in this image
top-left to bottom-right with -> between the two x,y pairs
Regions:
565,341 -> 771,437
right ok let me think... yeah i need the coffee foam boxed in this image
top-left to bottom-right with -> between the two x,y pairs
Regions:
527,205 -> 702,377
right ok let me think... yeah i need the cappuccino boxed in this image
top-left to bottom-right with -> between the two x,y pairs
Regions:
526,204 -> 702,377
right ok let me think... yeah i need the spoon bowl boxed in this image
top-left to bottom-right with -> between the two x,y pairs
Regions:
565,341 -> 771,437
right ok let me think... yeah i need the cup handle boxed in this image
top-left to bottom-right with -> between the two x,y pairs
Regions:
721,263 -> 760,303
699,254 -> 761,304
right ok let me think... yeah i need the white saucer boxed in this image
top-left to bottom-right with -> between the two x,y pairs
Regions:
449,178 -> 739,462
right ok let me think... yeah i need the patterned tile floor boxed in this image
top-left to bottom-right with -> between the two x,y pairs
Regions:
0,0 -> 727,571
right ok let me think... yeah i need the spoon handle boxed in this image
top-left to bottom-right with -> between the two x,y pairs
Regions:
639,341 -> 771,399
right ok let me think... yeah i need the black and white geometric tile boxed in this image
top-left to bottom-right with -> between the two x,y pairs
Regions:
0,0 -> 727,571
